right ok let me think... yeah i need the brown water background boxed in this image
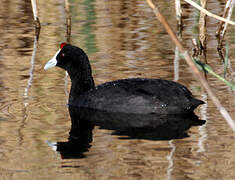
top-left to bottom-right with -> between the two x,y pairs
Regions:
0,0 -> 234,179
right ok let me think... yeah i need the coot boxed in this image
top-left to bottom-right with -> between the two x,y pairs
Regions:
44,43 -> 204,114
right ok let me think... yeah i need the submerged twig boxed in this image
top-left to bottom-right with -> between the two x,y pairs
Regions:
24,36 -> 38,106
146,0 -> 235,132
224,43 -> 229,77
174,46 -> 180,81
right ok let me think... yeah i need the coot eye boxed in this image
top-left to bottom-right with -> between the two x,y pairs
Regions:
61,53 -> 65,57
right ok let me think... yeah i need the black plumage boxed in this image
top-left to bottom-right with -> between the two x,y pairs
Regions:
45,43 -> 204,115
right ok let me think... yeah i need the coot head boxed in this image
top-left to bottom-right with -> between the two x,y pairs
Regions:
44,43 -> 92,78
44,43 -> 95,95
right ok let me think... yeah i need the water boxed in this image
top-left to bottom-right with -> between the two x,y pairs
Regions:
0,0 -> 234,179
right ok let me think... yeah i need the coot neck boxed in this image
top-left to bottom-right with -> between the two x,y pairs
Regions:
67,56 -> 95,103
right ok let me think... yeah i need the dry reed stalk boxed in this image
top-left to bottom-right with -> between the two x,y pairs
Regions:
146,0 -> 235,132
175,0 -> 182,28
199,0 -> 207,58
216,0 -> 235,49
221,0 -> 235,38
192,39 -> 200,57
174,0 -> 182,81
31,0 -> 41,31
184,0 -> 235,25
65,0 -> 71,43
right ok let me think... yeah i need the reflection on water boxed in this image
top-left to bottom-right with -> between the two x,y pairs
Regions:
0,0 -> 234,179
69,107 -> 205,140
47,106 -> 205,159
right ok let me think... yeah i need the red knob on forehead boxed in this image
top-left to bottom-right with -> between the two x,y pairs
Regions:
60,42 -> 67,49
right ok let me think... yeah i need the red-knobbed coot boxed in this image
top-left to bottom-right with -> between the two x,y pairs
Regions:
44,43 -> 204,114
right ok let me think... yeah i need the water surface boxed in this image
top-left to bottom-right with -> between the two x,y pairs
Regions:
0,0 -> 234,179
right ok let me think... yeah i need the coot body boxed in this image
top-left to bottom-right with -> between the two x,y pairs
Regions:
44,43 -> 204,114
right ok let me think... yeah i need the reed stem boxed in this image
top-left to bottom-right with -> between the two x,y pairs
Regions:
146,0 -> 235,132
31,0 -> 41,30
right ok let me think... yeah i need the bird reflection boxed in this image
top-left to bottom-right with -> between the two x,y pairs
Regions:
49,106 -> 205,159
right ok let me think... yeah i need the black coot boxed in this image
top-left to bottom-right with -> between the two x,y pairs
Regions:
44,43 -> 204,114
